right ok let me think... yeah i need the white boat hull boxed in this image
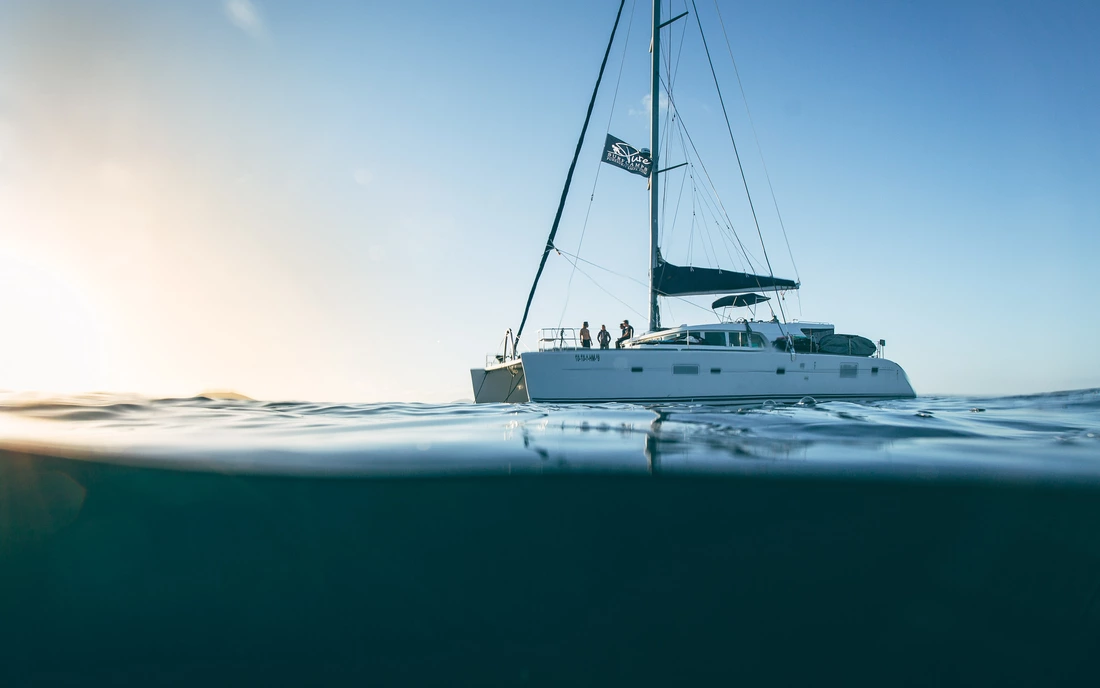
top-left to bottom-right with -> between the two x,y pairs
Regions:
474,348 -> 913,404
470,360 -> 530,404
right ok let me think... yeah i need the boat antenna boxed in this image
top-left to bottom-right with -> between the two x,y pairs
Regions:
513,0 -> 628,352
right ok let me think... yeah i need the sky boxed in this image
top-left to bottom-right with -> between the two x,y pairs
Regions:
0,0 -> 1098,402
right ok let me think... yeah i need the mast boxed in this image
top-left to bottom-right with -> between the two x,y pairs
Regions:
648,0 -> 661,333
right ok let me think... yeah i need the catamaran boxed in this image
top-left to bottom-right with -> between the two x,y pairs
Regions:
471,0 -> 914,404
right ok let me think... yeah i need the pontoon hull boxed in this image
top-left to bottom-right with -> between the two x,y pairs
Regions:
473,349 -> 913,404
470,361 -> 530,404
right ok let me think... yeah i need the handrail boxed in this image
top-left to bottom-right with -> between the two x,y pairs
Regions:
538,327 -> 581,351
487,328 -> 521,367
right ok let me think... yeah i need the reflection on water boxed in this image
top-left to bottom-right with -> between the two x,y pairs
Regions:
1,390 -> 1099,684
0,389 -> 1097,479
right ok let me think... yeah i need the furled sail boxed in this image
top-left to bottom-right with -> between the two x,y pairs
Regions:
654,252 -> 798,297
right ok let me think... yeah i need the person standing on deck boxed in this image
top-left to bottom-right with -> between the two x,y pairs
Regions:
580,322 -> 592,348
597,325 -> 611,349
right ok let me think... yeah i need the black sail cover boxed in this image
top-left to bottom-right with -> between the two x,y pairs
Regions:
654,252 -> 799,297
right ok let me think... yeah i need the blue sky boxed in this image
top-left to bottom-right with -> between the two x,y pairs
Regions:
0,0 -> 1097,401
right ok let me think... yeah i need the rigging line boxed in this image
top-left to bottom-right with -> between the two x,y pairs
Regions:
687,170 -> 698,260
699,211 -> 720,269
659,4 -> 677,129
677,296 -> 719,316
668,1 -> 689,95
665,154 -> 689,247
706,190 -> 756,271
666,89 -> 782,316
712,218 -> 743,272
688,167 -> 743,268
659,6 -> 688,161
658,46 -> 674,235
555,248 -> 647,288
664,121 -> 695,250
693,184 -> 719,270
554,247 -> 732,321
689,156 -> 755,272
659,120 -> 673,237
501,356 -> 527,399
661,96 -> 691,248
661,75 -> 758,272
667,290 -> 728,318
696,169 -> 744,272
696,191 -> 720,269
687,185 -> 696,265
712,0 -> 800,285
555,251 -> 647,321
662,9 -> 689,178
659,9 -> 689,237
659,83 -> 728,217
658,79 -> 761,272
695,186 -> 739,275
558,0 -> 638,330
474,331 -> 513,398
689,0 -> 789,332
514,0 -> 628,349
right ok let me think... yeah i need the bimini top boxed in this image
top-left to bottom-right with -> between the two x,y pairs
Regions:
711,293 -> 770,309
654,253 -> 799,297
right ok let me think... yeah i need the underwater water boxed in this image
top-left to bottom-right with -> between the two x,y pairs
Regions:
2,390 -> 1099,685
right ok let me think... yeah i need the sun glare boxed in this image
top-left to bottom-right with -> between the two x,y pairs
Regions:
0,256 -> 108,393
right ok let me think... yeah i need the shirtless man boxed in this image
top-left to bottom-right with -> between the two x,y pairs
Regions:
580,321 -> 592,348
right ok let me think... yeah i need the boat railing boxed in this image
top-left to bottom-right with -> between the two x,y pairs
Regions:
486,328 -> 521,367
538,327 -> 580,351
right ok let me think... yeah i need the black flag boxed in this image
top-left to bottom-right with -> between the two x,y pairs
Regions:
601,134 -> 651,177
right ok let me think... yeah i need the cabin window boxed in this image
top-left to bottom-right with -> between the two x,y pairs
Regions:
727,332 -> 766,348
839,364 -> 858,378
710,368 -> 721,374
801,327 -> 834,339
687,331 -> 726,346
631,366 -> 644,373
673,364 -> 699,375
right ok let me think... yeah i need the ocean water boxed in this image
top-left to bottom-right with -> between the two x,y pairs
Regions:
2,390 -> 1100,685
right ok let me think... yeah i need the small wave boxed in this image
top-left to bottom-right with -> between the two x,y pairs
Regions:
0,390 -> 1097,481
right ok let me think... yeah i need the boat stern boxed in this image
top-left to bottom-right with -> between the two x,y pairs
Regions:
470,360 -> 529,403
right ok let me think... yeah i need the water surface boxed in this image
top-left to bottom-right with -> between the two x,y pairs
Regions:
1,389 -> 1098,479
2,391 -> 1099,685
